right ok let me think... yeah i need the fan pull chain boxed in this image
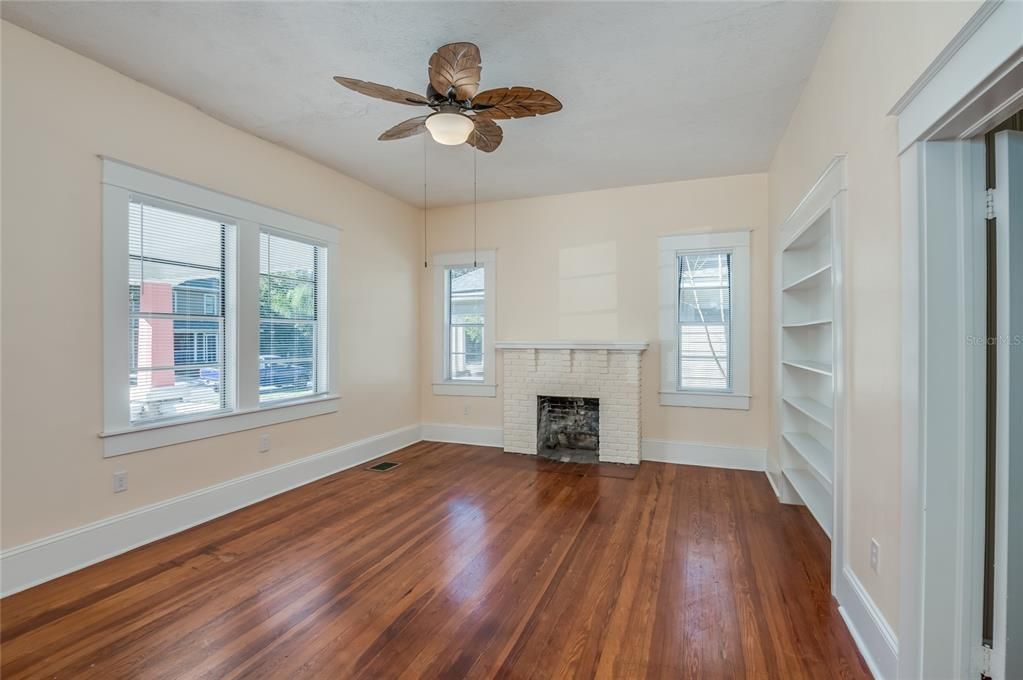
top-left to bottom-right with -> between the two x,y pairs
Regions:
473,144 -> 478,268
423,131 -> 428,268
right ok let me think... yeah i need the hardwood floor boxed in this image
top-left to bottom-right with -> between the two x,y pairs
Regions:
0,442 -> 870,679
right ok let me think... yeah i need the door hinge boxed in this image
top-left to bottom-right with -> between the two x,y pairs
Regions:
986,187 -> 996,221
975,643 -> 993,677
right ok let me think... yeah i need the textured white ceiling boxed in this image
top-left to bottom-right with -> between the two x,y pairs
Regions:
2,1 -> 836,207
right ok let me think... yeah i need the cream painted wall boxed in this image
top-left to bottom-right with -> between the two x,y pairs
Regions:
0,23 -> 423,548
421,174 -> 770,450
767,1 -> 982,628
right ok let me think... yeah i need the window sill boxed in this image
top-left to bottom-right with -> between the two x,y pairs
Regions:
432,382 -> 497,397
659,391 -> 750,410
100,394 -> 340,457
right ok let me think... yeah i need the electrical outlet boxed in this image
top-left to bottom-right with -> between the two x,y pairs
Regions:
463,405 -> 471,417
258,433 -> 271,453
870,539 -> 880,573
113,471 -> 127,494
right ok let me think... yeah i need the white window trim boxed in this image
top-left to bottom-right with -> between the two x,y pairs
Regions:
432,250 -> 497,397
100,157 -> 341,457
657,230 -> 751,410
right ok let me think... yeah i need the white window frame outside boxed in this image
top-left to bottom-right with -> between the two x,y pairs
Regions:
100,158 -> 341,457
657,230 -> 751,410
432,250 -> 496,397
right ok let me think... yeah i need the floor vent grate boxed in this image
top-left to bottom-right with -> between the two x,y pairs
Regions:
367,461 -> 401,472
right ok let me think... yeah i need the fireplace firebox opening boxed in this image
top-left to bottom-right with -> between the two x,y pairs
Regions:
537,396 -> 599,463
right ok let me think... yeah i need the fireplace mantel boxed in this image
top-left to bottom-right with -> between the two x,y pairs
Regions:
495,341 -> 648,352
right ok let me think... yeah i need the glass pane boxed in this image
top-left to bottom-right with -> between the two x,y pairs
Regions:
130,369 -> 222,422
130,261 -> 222,316
449,323 -> 484,370
678,252 -> 730,288
259,232 -> 322,404
129,199 -> 227,423
679,288 -> 730,324
260,320 -> 315,361
450,352 -> 485,381
259,358 -> 315,402
448,266 -> 485,380
260,276 -> 315,319
260,232 -> 316,279
129,202 -> 223,268
451,297 -> 485,324
677,357 -> 730,390
679,325 -> 728,358
448,267 -> 485,323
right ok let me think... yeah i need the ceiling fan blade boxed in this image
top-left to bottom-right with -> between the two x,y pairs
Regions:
467,118 -> 503,153
471,87 -> 562,120
333,76 -> 429,106
378,116 -> 429,141
378,115 -> 429,140
428,42 -> 482,101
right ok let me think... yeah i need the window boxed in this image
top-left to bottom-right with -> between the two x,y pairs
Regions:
102,159 -> 339,457
259,231 -> 325,403
447,266 -> 485,381
658,231 -> 750,409
129,198 -> 229,423
677,251 -> 731,391
432,251 -> 496,397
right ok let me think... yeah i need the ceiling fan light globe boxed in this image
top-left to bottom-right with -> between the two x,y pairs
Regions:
425,112 -> 474,145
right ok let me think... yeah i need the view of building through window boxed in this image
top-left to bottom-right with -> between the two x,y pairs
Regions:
258,232 -> 323,402
677,251 -> 732,391
447,266 -> 485,381
128,199 -> 227,422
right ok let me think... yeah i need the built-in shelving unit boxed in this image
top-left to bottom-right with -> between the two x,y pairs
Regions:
778,201 -> 841,539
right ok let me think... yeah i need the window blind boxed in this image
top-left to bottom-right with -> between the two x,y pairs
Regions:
259,231 -> 324,402
677,251 -> 732,391
447,266 -> 485,381
129,198 -> 228,422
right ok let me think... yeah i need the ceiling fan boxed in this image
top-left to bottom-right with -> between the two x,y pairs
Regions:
333,42 -> 562,152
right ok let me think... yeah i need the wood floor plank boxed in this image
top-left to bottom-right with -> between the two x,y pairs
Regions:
0,444 -> 871,679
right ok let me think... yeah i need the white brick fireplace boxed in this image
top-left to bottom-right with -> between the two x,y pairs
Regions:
495,341 -> 648,465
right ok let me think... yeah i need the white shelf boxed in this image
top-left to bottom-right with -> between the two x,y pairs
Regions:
784,468 -> 833,538
778,159 -> 842,542
782,264 -> 832,292
782,359 -> 833,377
784,213 -> 829,251
783,319 -> 832,328
782,432 -> 833,487
782,396 -> 833,429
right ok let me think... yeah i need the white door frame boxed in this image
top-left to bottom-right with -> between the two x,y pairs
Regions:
893,1 -> 1023,678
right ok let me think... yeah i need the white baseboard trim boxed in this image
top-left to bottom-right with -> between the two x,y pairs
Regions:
0,423 -> 422,597
641,438 -> 767,471
836,566 -> 899,680
420,423 -> 504,447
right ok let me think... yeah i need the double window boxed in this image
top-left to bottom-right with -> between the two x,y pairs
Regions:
432,251 -> 496,397
658,231 -> 750,410
102,160 -> 338,456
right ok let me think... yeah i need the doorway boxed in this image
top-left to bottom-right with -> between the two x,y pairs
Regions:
982,118 -> 1023,680
894,2 -> 1023,676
